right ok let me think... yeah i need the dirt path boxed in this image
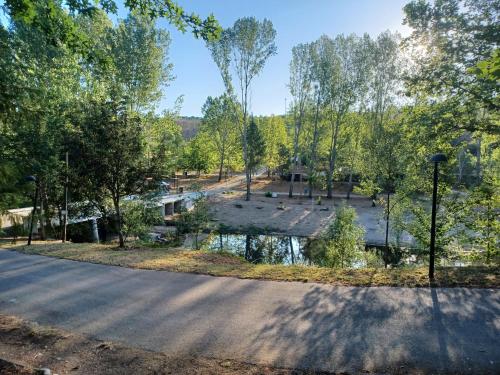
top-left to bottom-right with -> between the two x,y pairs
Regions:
0,314 -> 319,375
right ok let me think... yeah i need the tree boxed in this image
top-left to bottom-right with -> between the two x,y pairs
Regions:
258,115 -> 288,177
121,199 -> 163,241
403,0 -> 499,134
143,111 -> 184,177
359,109 -> 407,251
4,0 -> 221,57
207,17 -> 277,200
306,205 -> 365,268
321,34 -> 371,199
1,17 -> 82,237
288,42 -> 314,197
246,118 -> 266,176
110,13 -> 173,112
181,133 -> 217,176
177,196 -> 211,249
73,98 -> 149,247
200,95 -> 240,181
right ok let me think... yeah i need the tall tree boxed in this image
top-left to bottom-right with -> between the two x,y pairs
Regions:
246,118 -> 266,176
207,17 -> 277,200
110,13 -> 173,112
258,115 -> 289,177
200,95 -> 240,181
73,98 -> 148,247
322,34 -> 371,199
288,42 -> 314,197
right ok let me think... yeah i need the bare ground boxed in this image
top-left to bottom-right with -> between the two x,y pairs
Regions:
0,314 -> 331,375
208,191 -> 382,238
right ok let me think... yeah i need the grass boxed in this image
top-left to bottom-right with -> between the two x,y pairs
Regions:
2,240 -> 498,288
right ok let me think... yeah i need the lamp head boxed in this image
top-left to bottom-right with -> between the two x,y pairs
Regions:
430,153 -> 447,163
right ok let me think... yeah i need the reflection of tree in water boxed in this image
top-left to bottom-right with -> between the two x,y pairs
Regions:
210,233 -> 309,265
245,235 -> 265,263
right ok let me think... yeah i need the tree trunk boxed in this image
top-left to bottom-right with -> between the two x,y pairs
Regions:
346,171 -> 353,199
218,145 -> 225,182
218,156 -> 224,182
475,137 -> 482,185
289,236 -> 295,264
308,92 -> 321,199
113,196 -> 124,248
289,116 -> 301,198
385,191 -> 390,250
39,184 -> 46,240
327,116 -> 341,199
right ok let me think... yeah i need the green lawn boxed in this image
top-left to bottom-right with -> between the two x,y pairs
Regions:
2,241 -> 498,288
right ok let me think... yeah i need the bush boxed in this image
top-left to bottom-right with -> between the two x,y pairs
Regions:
67,221 -> 94,243
264,191 -> 272,198
121,200 -> 164,241
176,197 -> 211,249
305,205 -> 365,268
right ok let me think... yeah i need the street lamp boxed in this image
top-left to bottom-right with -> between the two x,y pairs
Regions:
428,153 -> 447,280
25,175 -> 38,246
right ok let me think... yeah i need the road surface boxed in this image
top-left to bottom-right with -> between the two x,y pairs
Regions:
0,250 -> 498,373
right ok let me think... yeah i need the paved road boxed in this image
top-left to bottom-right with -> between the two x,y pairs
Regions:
0,250 -> 499,374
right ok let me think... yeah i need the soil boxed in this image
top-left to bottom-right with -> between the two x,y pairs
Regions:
208,191 -> 379,238
0,314 -> 331,375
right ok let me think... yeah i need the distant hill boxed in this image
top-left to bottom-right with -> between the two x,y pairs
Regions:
176,117 -> 201,139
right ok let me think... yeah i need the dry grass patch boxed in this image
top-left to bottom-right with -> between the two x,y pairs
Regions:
0,314 -> 330,375
3,241 -> 498,288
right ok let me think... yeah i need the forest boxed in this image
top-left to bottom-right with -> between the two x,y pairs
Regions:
0,0 -> 498,265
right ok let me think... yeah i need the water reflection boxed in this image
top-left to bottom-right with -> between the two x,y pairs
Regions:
204,233 -> 431,268
205,233 -> 310,265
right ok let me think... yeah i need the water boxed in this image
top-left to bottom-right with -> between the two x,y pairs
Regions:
204,233 -> 310,265
204,233 -> 432,268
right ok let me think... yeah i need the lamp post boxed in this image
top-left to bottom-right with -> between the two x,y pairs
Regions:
429,153 -> 447,280
25,175 -> 38,246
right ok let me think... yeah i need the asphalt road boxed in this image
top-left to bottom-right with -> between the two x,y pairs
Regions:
0,250 -> 499,374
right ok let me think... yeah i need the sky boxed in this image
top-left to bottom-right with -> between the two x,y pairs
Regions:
144,0 -> 412,117
1,0 -> 412,117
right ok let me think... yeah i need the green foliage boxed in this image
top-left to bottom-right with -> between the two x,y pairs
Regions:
207,16 -> 277,200
257,115 -> 289,174
463,178 -> 500,264
3,0 -> 220,58
121,200 -> 163,241
200,95 -> 241,179
176,196 -> 211,249
246,118 -> 266,172
70,97 -> 150,247
403,0 -> 498,134
110,13 -> 173,112
307,205 -> 365,268
180,133 -> 217,175
143,112 -> 183,177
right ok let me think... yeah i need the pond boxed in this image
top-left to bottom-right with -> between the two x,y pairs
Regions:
204,233 -> 310,265
203,233 -> 431,268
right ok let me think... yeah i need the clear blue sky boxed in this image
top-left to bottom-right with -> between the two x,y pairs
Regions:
145,0 -> 411,117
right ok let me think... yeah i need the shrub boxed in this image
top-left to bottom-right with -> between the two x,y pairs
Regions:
305,205 -> 365,268
121,200 -> 164,242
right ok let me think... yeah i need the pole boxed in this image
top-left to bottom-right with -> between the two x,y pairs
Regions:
63,151 -> 68,243
27,184 -> 39,246
429,161 -> 439,279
